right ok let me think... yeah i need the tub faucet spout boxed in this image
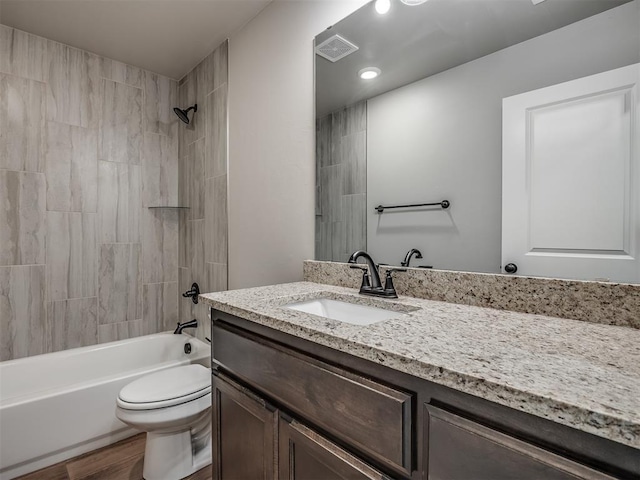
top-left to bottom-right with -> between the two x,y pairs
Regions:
174,319 -> 198,334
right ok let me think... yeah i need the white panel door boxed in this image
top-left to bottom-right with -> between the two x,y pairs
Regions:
502,63 -> 640,283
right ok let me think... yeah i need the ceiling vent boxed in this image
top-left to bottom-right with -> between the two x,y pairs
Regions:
315,35 -> 359,62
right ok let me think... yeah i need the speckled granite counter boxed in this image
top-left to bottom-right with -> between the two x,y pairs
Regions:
200,281 -> 640,450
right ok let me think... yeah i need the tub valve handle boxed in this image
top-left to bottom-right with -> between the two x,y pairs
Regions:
182,283 -> 200,304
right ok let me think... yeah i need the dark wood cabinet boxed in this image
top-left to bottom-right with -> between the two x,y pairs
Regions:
211,311 -> 640,480
211,373 -> 277,480
212,323 -> 413,475
423,405 -> 616,480
279,416 -> 390,480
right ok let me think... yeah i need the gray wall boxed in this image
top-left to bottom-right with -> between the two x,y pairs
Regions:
177,41 -> 228,344
227,0 -> 369,289
366,1 -> 640,271
316,101 -> 367,262
0,25 -> 180,360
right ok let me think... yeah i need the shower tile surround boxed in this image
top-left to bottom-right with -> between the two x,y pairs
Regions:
0,25 -> 210,360
177,41 -> 229,343
303,260 -> 640,329
316,101 -> 367,262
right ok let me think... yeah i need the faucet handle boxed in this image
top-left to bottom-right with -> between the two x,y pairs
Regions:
383,268 -> 406,294
386,267 -> 407,274
349,265 -> 371,289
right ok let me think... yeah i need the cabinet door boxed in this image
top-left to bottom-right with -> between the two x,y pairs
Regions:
279,416 -> 391,480
212,373 -> 277,480
423,405 -> 616,480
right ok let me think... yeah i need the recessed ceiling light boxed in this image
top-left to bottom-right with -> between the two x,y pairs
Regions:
359,67 -> 381,80
375,0 -> 391,14
400,0 -> 428,5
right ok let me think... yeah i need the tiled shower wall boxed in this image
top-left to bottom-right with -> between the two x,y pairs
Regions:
315,101 -> 367,262
0,25 -> 179,360
177,42 -> 228,343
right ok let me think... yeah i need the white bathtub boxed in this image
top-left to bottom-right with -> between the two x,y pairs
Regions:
0,333 -> 210,479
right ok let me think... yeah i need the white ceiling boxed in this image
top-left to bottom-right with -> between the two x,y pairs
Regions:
315,0 -> 632,117
0,0 -> 273,80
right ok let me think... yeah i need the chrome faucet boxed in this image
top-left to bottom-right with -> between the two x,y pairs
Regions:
174,319 -> 198,334
401,248 -> 423,267
348,250 -> 405,298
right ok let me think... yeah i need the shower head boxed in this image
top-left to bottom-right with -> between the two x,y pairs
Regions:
173,104 -> 197,124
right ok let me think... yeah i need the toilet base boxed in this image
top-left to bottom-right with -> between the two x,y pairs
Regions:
143,427 -> 212,480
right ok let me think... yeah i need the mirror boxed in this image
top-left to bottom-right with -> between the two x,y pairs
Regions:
315,0 -> 640,283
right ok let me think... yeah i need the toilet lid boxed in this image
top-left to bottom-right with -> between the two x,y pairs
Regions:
118,364 -> 210,408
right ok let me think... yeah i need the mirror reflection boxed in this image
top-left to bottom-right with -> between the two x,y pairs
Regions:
315,0 -> 640,283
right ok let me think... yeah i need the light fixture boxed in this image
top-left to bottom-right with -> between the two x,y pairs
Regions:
400,0 -> 428,5
375,0 -> 391,14
359,67 -> 381,80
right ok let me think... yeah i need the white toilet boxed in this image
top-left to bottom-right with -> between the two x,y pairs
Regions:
116,364 -> 212,480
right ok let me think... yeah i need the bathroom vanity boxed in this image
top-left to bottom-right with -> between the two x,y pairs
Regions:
201,282 -> 640,480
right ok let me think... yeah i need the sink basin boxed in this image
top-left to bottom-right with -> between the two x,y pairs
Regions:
284,298 -> 401,325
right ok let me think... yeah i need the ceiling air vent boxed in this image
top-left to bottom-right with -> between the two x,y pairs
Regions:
315,35 -> 359,62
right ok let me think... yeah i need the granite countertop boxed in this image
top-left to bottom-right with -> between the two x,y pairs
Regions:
200,281 -> 640,450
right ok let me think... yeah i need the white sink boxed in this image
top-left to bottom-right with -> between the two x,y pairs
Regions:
284,298 -> 401,325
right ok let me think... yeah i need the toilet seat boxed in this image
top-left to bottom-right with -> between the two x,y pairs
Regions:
117,364 -> 211,410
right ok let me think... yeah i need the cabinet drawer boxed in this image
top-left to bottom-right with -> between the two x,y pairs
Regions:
280,417 -> 392,480
212,323 -> 413,475
424,405 -> 617,480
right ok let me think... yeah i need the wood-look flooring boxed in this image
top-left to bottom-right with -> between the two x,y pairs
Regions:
16,434 -> 212,480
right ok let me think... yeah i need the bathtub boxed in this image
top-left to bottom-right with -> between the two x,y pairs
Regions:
0,333 -> 210,479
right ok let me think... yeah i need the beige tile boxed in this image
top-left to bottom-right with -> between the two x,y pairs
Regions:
97,319 -> 144,344
179,211 -> 192,268
207,262 -> 228,292
46,41 -> 100,128
206,40 -> 228,95
340,101 -> 366,136
342,131 -> 366,195
179,267 -> 193,322
0,25 -> 48,83
0,73 -> 46,172
320,165 -> 343,222
100,57 -> 142,88
316,114 -> 333,169
142,132 -> 178,207
45,122 -> 98,212
178,152 -> 190,210
190,219 -> 206,287
188,137 -> 205,219
204,175 -> 228,264
98,243 -> 141,324
0,171 -> 46,265
144,71 -> 177,136
343,194 -> 367,256
46,212 -> 97,300
98,161 -> 141,243
48,297 -> 98,352
143,282 -> 178,334
0,265 -> 46,361
142,207 -> 178,283
205,84 -> 227,179
331,221 -> 345,262
99,79 -> 143,164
